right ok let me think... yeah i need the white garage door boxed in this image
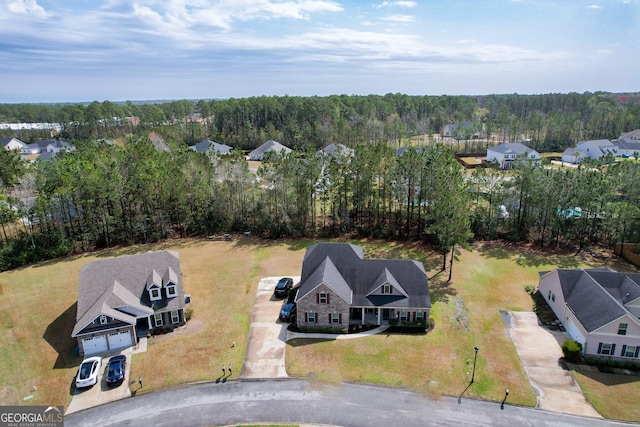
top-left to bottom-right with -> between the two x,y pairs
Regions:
108,331 -> 132,350
82,335 -> 108,355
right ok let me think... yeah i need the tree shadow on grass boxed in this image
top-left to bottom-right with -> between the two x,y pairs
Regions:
573,368 -> 640,386
43,302 -> 82,369
428,273 -> 458,303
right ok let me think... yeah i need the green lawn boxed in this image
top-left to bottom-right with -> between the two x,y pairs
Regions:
1,238 -> 638,421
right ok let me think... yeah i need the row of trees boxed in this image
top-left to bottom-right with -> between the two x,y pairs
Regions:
2,92 -> 639,151
1,132 -> 639,272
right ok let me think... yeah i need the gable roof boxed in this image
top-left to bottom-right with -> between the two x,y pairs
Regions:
297,243 -> 430,309
322,143 -> 354,157
74,251 -> 184,336
26,139 -> 73,152
248,140 -> 292,159
488,142 -> 536,156
619,129 -> 640,140
553,268 -> 640,332
613,138 -> 640,152
1,137 -> 25,149
190,139 -> 232,154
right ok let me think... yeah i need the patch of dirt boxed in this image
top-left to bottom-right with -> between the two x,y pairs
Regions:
453,297 -> 469,332
149,319 -> 204,344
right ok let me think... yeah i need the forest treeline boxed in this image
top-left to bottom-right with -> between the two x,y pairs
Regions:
2,91 -> 640,151
0,91 -> 639,271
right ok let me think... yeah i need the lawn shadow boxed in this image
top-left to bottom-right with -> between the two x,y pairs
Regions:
572,368 -> 640,386
428,274 -> 457,303
286,338 -> 336,347
43,302 -> 82,369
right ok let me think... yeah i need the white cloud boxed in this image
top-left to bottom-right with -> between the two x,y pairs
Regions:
586,4 -> 602,8
5,0 -> 49,18
375,1 -> 417,8
381,14 -> 415,22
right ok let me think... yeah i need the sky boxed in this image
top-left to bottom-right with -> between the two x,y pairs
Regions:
1,0 -> 639,103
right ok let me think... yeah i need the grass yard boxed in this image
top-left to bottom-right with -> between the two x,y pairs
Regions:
1,237 -> 639,421
286,241 -> 640,412
0,237 -> 305,408
572,370 -> 640,422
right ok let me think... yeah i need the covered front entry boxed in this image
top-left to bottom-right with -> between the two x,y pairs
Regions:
81,335 -> 108,355
349,307 -> 393,326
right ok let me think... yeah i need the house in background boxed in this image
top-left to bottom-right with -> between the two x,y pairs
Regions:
561,139 -> 616,164
295,243 -> 430,332
442,121 -> 484,139
321,143 -> 353,158
72,251 -> 187,356
612,138 -> 640,159
1,137 -> 26,151
248,140 -> 292,161
190,138 -> 233,155
538,268 -> 640,360
21,138 -> 74,160
486,142 -> 540,169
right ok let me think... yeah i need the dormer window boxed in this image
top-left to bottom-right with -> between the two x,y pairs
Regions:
382,284 -> 391,294
166,283 -> 177,298
149,287 -> 161,301
99,315 -> 108,324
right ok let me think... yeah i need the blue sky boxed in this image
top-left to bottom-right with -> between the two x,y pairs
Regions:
1,0 -> 638,103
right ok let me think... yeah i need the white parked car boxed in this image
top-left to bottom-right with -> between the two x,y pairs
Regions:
75,356 -> 102,388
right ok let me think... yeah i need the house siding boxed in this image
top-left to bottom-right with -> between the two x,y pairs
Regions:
298,284 -> 349,331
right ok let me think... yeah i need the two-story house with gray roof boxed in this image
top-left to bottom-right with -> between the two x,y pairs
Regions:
72,251 -> 186,356
295,243 -> 430,332
538,268 -> 640,360
486,142 -> 540,169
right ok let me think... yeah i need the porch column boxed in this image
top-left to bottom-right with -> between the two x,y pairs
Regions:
147,315 -> 152,329
377,308 -> 381,326
361,308 -> 365,325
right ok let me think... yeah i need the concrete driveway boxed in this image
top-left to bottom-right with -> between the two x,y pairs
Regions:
240,276 -> 300,379
66,348 -> 134,414
503,311 -> 601,418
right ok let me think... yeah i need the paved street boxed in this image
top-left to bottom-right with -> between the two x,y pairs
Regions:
65,378 -> 626,427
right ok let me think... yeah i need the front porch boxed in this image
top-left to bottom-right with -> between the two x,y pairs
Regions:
349,307 -> 394,326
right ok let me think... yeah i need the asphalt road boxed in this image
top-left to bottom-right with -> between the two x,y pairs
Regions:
65,378 -> 628,427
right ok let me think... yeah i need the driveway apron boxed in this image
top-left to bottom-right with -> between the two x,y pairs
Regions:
240,276 -> 299,379
504,311 -> 601,418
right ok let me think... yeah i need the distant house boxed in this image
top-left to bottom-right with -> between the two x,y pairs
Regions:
72,251 -> 186,356
190,139 -> 232,155
486,142 -> 540,169
1,137 -> 26,151
295,243 -> 431,332
561,139 -> 616,164
619,129 -> 640,141
612,138 -> 640,159
248,140 -> 292,161
21,138 -> 74,160
395,147 -> 428,156
321,143 -> 353,158
538,268 -> 640,360
443,121 -> 483,139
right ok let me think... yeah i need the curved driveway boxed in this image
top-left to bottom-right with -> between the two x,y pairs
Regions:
65,378 -> 623,427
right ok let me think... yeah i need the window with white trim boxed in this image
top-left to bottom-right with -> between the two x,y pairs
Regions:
171,310 -> 180,323
154,313 -> 163,327
99,315 -> 108,324
618,323 -> 628,335
598,343 -> 614,355
308,312 -> 316,323
319,292 -> 328,304
416,311 -> 424,320
149,287 -> 161,301
382,284 -> 391,294
623,345 -> 637,358
400,311 -> 408,321
166,284 -> 177,298
331,313 -> 340,323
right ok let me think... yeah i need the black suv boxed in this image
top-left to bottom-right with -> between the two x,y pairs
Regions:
274,277 -> 293,298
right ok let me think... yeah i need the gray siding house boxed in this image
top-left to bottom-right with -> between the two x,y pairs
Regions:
295,243 -> 430,331
248,140 -> 292,161
486,142 -> 540,169
561,139 -> 616,164
72,251 -> 186,356
538,268 -> 640,360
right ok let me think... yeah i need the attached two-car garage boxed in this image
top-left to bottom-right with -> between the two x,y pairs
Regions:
80,329 -> 134,356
